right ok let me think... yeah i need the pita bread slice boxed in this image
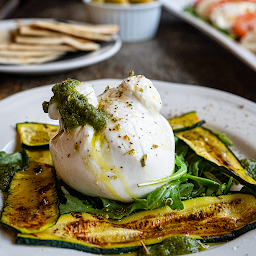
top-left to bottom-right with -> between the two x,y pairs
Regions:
20,23 -> 118,35
0,49 -> 66,57
0,53 -> 64,65
48,23 -> 119,34
0,29 -> 11,43
18,25 -> 63,37
33,21 -> 116,41
15,35 -> 100,51
0,43 -> 76,52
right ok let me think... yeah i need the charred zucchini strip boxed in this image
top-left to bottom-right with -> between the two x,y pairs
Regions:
16,122 -> 58,147
16,194 -> 256,254
25,148 -> 53,166
1,150 -> 59,233
169,112 -> 256,189
175,126 -> 256,188
168,111 -> 205,133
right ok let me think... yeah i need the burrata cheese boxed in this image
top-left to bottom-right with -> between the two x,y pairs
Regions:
47,74 -> 175,202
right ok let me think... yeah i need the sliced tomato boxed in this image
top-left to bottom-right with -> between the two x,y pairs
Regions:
232,12 -> 256,37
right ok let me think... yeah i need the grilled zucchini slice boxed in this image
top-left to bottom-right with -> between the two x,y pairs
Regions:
168,111 -> 205,133
169,112 -> 256,189
16,194 -> 256,254
175,126 -> 256,189
1,150 -> 59,233
16,122 -> 58,147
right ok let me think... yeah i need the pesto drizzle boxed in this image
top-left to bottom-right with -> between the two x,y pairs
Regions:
43,78 -> 107,132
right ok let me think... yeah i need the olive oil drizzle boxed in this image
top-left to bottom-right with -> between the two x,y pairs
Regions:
88,132 -> 136,201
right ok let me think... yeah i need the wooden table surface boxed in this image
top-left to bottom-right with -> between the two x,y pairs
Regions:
1,0 -> 256,104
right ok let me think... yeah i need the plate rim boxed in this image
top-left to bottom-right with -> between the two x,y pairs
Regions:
1,79 -> 256,256
1,78 -> 255,107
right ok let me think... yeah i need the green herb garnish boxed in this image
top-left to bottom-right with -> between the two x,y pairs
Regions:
43,78 -> 107,132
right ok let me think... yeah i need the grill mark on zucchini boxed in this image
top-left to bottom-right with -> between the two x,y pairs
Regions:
168,111 -> 256,188
16,194 -> 256,253
63,218 -> 142,246
168,111 -> 205,133
1,160 -> 59,233
175,126 -> 256,188
4,118 -> 256,254
180,129 -> 233,169
115,198 -> 254,239
16,122 -> 58,148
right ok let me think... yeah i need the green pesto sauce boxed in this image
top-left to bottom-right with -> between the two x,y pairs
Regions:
0,151 -> 24,192
241,159 -> 256,181
137,236 -> 205,256
43,78 -> 107,132
0,164 -> 20,192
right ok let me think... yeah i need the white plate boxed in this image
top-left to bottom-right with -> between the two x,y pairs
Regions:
1,79 -> 256,256
161,0 -> 256,71
0,19 -> 122,75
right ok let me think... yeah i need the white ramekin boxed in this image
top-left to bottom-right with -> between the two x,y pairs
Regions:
83,0 -> 162,42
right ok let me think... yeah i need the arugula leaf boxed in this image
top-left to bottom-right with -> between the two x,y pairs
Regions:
59,194 -> 94,215
137,155 -> 187,187
179,183 -> 194,200
182,174 -> 220,189
175,138 -> 236,198
59,179 -> 185,219
135,180 -> 184,211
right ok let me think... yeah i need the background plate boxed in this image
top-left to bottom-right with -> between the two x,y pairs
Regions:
0,19 -> 122,75
161,0 -> 256,71
1,79 -> 256,256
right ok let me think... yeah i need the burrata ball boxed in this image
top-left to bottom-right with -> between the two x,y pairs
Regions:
46,74 -> 175,202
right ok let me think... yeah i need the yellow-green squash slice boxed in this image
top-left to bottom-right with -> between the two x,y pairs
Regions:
1,151 -> 59,233
16,122 -> 58,147
16,194 -> 256,254
168,111 -> 205,133
175,126 -> 256,189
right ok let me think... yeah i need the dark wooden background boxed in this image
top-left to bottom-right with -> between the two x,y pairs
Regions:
1,0 -> 256,103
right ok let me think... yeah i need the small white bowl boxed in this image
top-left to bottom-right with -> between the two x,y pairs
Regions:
83,0 -> 162,42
